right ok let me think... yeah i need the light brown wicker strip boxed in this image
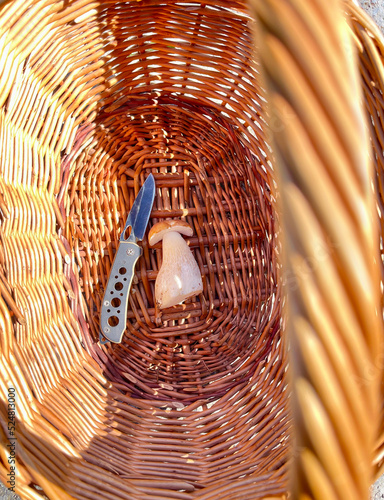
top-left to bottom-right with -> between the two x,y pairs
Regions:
249,0 -> 384,499
348,1 -> 384,478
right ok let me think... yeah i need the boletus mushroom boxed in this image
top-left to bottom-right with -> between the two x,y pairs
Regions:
148,220 -> 203,309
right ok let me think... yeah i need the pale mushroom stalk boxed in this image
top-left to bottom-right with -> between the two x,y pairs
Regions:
148,220 -> 203,309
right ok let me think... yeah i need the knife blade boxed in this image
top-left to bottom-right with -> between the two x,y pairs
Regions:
100,174 -> 155,343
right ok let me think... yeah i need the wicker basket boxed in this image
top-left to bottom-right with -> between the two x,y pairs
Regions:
0,0 -> 383,499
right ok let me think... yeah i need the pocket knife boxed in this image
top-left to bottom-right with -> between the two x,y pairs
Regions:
99,174 -> 155,343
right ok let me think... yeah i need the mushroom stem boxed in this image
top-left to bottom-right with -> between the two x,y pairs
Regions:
155,231 -> 203,309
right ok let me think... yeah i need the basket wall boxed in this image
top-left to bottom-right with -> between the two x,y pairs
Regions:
0,1 -> 289,499
350,2 -> 384,475
250,1 -> 384,498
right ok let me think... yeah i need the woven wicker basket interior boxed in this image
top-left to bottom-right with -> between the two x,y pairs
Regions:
62,1 -> 284,404
0,1 -> 290,498
1,0 -> 383,499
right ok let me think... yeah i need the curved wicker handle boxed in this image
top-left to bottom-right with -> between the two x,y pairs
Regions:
247,0 -> 383,498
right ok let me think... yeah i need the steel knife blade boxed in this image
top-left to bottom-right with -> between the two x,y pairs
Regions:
100,174 -> 155,344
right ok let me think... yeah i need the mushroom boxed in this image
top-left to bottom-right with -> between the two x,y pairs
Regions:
148,220 -> 203,309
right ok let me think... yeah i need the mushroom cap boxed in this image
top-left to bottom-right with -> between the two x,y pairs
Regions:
148,220 -> 193,246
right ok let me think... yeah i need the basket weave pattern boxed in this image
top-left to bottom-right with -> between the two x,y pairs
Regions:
0,0 -> 383,499
250,0 -> 384,498
0,1 -> 290,499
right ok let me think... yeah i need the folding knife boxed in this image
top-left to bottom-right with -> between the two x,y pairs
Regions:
100,174 -> 155,343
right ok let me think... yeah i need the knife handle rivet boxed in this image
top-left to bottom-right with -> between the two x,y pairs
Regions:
104,301 -> 110,307
104,327 -> 110,333
126,248 -> 134,256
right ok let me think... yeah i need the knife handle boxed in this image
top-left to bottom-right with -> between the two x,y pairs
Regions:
100,241 -> 142,343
